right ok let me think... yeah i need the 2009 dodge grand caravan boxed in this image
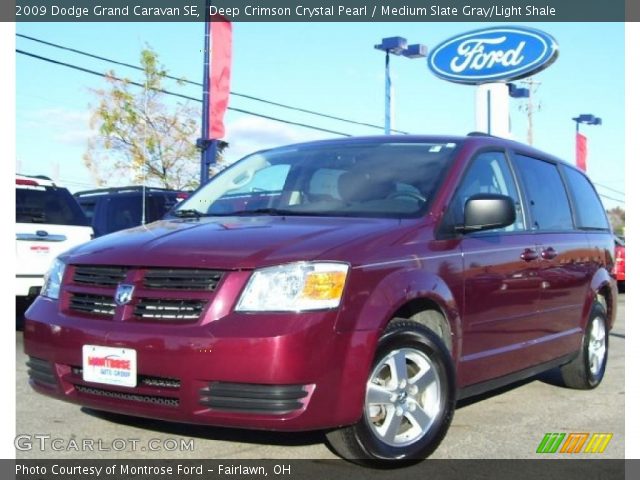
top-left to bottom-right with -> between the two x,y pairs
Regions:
24,134 -> 616,462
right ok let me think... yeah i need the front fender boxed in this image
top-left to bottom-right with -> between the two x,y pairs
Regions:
328,261 -> 463,424
335,260 -> 463,361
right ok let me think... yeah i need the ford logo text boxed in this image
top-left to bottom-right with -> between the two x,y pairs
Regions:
428,27 -> 558,84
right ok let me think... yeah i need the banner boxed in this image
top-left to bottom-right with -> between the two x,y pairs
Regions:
208,15 -> 232,139
576,132 -> 588,171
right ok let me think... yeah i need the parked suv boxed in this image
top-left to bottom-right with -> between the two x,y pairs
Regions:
16,174 -> 93,302
24,135 -> 616,462
74,186 -> 189,237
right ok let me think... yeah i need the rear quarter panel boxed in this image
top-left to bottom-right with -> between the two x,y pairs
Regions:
586,232 -> 618,329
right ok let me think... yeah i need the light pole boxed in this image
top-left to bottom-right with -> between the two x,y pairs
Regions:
374,37 -> 427,135
508,82 -> 535,144
572,114 -> 602,172
572,114 -> 602,133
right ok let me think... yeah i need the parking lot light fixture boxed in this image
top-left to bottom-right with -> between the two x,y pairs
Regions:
572,114 -> 603,133
374,37 -> 427,134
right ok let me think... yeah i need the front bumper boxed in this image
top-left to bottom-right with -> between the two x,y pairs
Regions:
24,297 -> 378,431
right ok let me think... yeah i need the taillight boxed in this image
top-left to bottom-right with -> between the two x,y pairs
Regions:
16,178 -> 39,186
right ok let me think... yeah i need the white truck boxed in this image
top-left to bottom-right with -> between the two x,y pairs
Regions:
16,175 -> 93,302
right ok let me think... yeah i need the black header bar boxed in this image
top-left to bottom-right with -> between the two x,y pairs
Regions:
4,0 -> 635,22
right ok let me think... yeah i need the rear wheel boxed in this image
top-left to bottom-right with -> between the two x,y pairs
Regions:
326,319 -> 455,463
560,302 -> 608,389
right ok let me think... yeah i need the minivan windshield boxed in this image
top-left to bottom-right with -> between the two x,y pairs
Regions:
175,141 -> 458,219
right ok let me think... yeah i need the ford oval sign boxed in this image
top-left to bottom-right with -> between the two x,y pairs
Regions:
428,27 -> 558,84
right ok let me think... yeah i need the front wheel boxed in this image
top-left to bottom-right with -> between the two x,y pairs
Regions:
326,319 -> 456,463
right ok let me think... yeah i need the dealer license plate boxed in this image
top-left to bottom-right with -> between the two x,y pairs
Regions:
82,345 -> 137,388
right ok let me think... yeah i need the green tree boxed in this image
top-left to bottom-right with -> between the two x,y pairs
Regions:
84,48 -> 201,190
607,207 -> 625,236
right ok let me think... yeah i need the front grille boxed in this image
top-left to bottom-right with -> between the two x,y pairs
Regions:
140,377 -> 181,389
134,299 -> 206,322
73,265 -> 127,287
200,382 -> 309,414
143,269 -> 223,291
26,357 -> 57,388
75,385 -> 179,407
70,293 -> 116,316
71,367 -> 180,389
67,265 -> 221,323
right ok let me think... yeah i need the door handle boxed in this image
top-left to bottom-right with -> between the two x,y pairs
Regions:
540,247 -> 558,260
520,248 -> 539,262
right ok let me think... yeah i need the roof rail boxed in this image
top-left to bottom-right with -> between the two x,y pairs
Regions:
74,186 -> 185,197
17,173 -> 53,181
16,173 -> 56,187
466,131 -> 495,137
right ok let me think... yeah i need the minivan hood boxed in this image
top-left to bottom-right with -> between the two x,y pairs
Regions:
65,216 -> 406,269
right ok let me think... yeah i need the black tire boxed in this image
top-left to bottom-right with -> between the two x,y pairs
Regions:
325,319 -> 456,463
16,296 -> 32,331
617,281 -> 624,294
560,302 -> 609,389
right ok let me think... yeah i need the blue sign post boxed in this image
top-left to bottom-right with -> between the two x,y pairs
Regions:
428,26 -> 558,85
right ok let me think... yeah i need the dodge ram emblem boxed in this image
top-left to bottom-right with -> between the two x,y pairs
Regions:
114,284 -> 135,306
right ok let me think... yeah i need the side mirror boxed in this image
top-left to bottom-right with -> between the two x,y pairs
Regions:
456,194 -> 516,233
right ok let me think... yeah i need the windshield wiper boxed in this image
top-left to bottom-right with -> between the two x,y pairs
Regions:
173,209 -> 203,218
227,208 -> 294,216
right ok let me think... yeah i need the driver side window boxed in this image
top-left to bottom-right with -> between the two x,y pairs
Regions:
451,152 -> 525,232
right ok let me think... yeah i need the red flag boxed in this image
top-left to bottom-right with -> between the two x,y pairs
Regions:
208,15 -> 232,139
576,132 -> 587,172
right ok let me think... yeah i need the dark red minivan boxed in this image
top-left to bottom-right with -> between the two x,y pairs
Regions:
24,134 -> 617,462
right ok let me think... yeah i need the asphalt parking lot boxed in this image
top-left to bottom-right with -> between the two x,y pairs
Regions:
15,295 -> 624,460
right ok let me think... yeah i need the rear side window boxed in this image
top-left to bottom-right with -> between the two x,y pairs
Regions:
104,196 -> 142,234
77,198 -> 97,222
562,166 -> 610,230
514,155 -> 573,231
16,186 -> 89,226
147,194 -> 179,222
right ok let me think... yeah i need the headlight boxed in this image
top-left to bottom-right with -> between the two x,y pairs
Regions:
236,262 -> 349,312
41,258 -> 66,300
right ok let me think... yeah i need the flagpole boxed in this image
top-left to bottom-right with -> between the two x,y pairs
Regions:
199,0 -> 217,186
